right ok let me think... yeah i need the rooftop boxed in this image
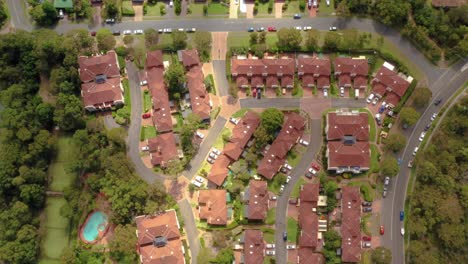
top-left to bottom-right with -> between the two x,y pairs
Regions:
198,190 -> 228,225
341,186 -> 362,263
243,229 -> 265,264
246,180 -> 269,221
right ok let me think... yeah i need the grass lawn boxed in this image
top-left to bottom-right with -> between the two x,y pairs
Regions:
348,180 -> 374,202
359,109 -> 376,142
317,0 -> 335,16
122,79 -> 131,108
122,1 -> 135,15
49,137 -> 77,192
370,144 -> 380,173
286,148 -> 303,167
143,91 -> 152,112
145,2 -> 165,16
232,109 -> 248,118
159,34 -> 173,47
293,84 -> 304,98
188,3 -> 205,16
227,32 -> 278,49
40,198 -> 70,262
283,1 -> 305,16
361,249 -> 372,264
286,217 -> 299,243
256,2 -> 273,17
264,234 -> 275,244
213,127 -> 232,150
207,3 -> 228,15
265,208 -> 276,225
141,125 -> 157,141
290,177 -> 306,199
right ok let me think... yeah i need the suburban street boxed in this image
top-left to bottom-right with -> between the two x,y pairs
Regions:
274,118 -> 322,263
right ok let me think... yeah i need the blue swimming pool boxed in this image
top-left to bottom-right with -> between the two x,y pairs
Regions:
82,211 -> 108,243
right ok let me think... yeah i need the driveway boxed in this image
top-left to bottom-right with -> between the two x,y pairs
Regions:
134,5 -> 143,22
211,32 -> 228,60
274,2 -> 283,18
229,0 -> 238,19
5,0 -> 32,31
245,3 -> 254,18
275,118 -> 322,263
212,60 -> 229,96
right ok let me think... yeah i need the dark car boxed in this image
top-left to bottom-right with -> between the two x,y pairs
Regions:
247,27 -> 254,32
400,211 -> 404,221
112,30 -> 121,36
363,207 -> 372,213
424,124 -> 431,131
293,13 -> 302,19
434,98 -> 442,105
362,201 -> 372,207
378,105 -> 386,114
90,31 -> 96,37
283,231 -> 288,241
257,89 -> 262,99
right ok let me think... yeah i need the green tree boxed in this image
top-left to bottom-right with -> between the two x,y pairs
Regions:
212,248 -> 235,264
193,31 -> 212,61
109,224 -> 138,262
384,133 -> 407,153
104,0 -> 120,18
412,87 -> 432,108
260,108 -> 284,134
399,107 -> 420,127
305,30 -> 319,51
381,156 -> 399,177
323,32 -> 342,52
371,247 -> 392,264
249,32 -> 258,46
96,28 -> 116,52
164,61 -> 186,96
19,184 -> 45,208
29,2 -> 58,26
277,28 -> 302,51
0,1 -> 7,27
144,28 -> 159,48
374,0 -> 410,26
253,125 -> 272,149
53,93 -> 85,131
258,31 -> 266,44
172,31 -> 188,50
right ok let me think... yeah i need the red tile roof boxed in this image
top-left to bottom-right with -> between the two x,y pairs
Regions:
327,141 -> 370,169
146,50 -> 164,69
180,49 -> 200,69
299,183 -> 319,204
231,58 -> 295,88
354,75 -> 367,89
372,65 -> 410,97
341,186 -> 362,263
327,112 -> 369,141
301,74 -> 315,87
207,154 -> 231,187
338,74 -> 352,87
198,190 -> 228,225
147,65 -> 173,133
81,77 -> 123,107
243,229 -> 265,264
187,67 -> 211,121
246,180 -> 269,221
135,210 -> 185,264
297,248 -> 324,264
223,111 -> 260,161
334,57 -> 368,77
297,56 -> 331,76
385,93 -> 401,108
258,113 -> 305,179
78,51 -> 120,83
265,75 -> 279,88
148,132 -> 178,167
281,75 -> 294,88
298,184 -> 320,248
317,76 -> 330,89
236,76 -> 249,87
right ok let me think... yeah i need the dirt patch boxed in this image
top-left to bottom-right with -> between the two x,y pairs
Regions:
38,74 -> 56,104
165,178 -> 189,201
134,5 -> 144,21
275,3 -> 283,18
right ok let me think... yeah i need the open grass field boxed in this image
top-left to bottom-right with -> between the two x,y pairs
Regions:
40,198 -> 70,263
227,32 -> 279,49
188,3 -> 205,16
145,2 -> 165,16
286,217 -> 299,243
48,137 -> 77,192
141,125 -> 157,141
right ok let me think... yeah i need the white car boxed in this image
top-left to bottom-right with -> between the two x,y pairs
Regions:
412,147 -> 419,156
134,29 -> 144,35
340,87 -> 345,97
367,93 -> 375,103
169,1 -> 173,7
372,97 -> 379,105
286,175 -> 292,183
430,113 -> 437,121
158,29 -> 164,33
141,146 -> 149,151
326,0 -> 330,6
164,28 -> 172,33
209,152 -> 219,159
207,157 -> 215,164
329,26 -> 337,31
381,101 -> 387,108
323,89 -> 328,97
178,28 -> 184,32
211,148 -> 221,156
304,26 -> 312,31
295,26 -> 302,31
191,180 -> 202,188
266,244 -> 275,249
384,176 -> 390,186
266,250 -> 275,256
299,139 -> 309,146
195,175 -> 205,183
401,227 -> 405,236
418,131 -> 426,142
196,131 -> 204,139
283,164 -> 292,170
140,80 -> 148,86
279,185 -> 285,192
187,28 -> 196,32
123,30 -> 132,35
270,195 -> 277,200
286,244 -> 296,249
229,117 -> 239,125
308,168 -> 317,175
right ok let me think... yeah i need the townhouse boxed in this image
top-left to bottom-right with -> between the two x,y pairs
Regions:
333,57 -> 368,92
297,55 -> 331,90
239,229 -> 266,264
242,180 -> 269,222
371,62 -> 412,108
341,186 -> 362,263
198,189 -> 228,225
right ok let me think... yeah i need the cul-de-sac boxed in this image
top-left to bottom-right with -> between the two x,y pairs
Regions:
0,1 -> 466,264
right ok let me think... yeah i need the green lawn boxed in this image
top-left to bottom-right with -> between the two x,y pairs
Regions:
143,91 -> 152,112
232,109 -> 248,118
145,2 -> 165,16
122,79 -> 131,108
188,3 -> 205,16
283,1 -> 305,16
159,34 -> 173,47
49,137 -> 77,192
227,32 -> 279,49
286,217 -> 299,243
121,1 -> 135,16
213,127 -> 232,150
141,125 -> 157,141
348,180 -> 374,202
286,149 -> 302,167
317,0 -> 335,16
370,144 -> 380,173
256,2 -> 273,17
207,3 -> 228,15
265,208 -> 276,225
290,177 -> 306,199
359,109 -> 376,142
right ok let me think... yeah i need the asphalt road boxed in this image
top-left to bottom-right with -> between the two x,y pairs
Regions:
275,118 -> 322,263
212,60 -> 229,97
178,199 -> 200,264
5,0 -> 32,31
181,116 -> 227,180
240,98 -> 301,108
380,59 -> 467,264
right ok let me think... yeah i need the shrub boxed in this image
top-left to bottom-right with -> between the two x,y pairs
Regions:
299,2 -> 306,11
268,0 -> 273,13
160,5 -> 166,15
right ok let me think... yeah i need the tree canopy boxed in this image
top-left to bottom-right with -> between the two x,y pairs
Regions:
193,31 -> 212,62
277,28 -> 302,51
412,87 -> 432,108
384,133 -> 407,153
381,156 -> 399,177
399,107 -> 420,127
260,108 -> 284,135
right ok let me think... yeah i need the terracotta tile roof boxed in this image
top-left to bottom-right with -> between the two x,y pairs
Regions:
198,190 -> 228,225
265,75 -> 279,88
385,93 -> 401,108
146,50 -> 164,69
187,67 -> 211,121
297,248 -> 324,264
258,113 -> 305,179
327,112 -> 369,141
223,111 -> 260,161
231,57 -> 295,88
263,58 -> 295,76
301,74 -> 315,87
372,66 -> 410,97
251,75 -> 264,88
207,155 -> 231,187
298,184 -> 320,248
297,56 -> 331,76
372,82 -> 387,97
353,75 -> 367,89
148,133 -> 178,167
135,210 -> 185,264
78,51 -> 120,83
317,76 -> 330,89
147,66 -> 173,133
246,180 -> 269,221
236,76 -> 249,87
181,49 -> 200,68
334,57 -> 368,77
338,74 -> 352,87
432,0 -> 467,7
327,141 -> 370,169
281,75 -> 294,88
243,229 -> 265,264
299,183 -> 319,204
341,186 -> 362,263
81,78 -> 123,107
231,58 -> 265,75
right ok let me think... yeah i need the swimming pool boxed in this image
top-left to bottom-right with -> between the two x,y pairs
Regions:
81,211 -> 108,243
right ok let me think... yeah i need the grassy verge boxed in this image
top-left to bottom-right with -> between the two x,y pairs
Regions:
144,2 -> 165,16
317,0 -> 335,16
359,108 -> 376,142
188,3 -> 204,16
227,32 -> 278,49
207,3 -> 228,15
143,91 -> 151,112
122,79 -> 131,109
265,208 -> 276,225
213,127 -> 231,150
290,177 -> 306,199
370,144 -> 380,174
141,125 -> 157,141
286,217 -> 299,243
232,108 -> 248,118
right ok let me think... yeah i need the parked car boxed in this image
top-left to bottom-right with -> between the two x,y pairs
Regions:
384,176 -> 390,186
382,190 -> 387,198
211,148 -> 221,156
112,30 -> 121,36
293,13 -> 302,19
434,98 -> 442,105
267,26 -> 277,32
283,164 -> 292,170
326,0 -> 330,6
196,131 -> 205,139
266,244 -> 275,249
134,29 -> 144,34
381,101 -> 387,108
412,146 -> 419,156
311,163 -> 320,171
362,242 -> 372,248
362,201 -> 372,207
279,185 -> 285,193
270,195 -> 277,201
142,113 -> 151,119
299,139 -> 309,146
424,124 -> 431,131
191,180 -> 202,188
207,157 -> 214,164
304,26 -> 312,31
431,112 -> 437,121
257,89 -> 262,99
286,244 -> 296,249
380,225 -> 385,235
164,28 -> 172,33
266,250 -> 275,256
257,27 -> 265,32
105,18 -> 115,24
366,93 -> 375,103
329,26 -> 337,31
229,117 -> 240,125
323,89 -> 328,97
283,231 -> 288,241
295,26 -> 302,31
286,175 -> 292,183
308,168 -> 317,176
363,207 -> 372,213
401,227 -> 405,236
418,131 -> 426,142
90,31 -> 96,37
378,105 -> 386,114
58,9 -> 64,19
195,175 -> 205,183
340,87 -> 345,97
362,236 -> 372,241
400,211 -> 404,221
407,159 -> 414,168
169,1 -> 173,7
305,171 -> 313,178
141,146 -> 150,151
248,27 -> 255,32
209,152 -> 219,159
123,30 -> 132,35
372,97 -> 379,105
186,28 -> 196,32
140,80 -> 148,86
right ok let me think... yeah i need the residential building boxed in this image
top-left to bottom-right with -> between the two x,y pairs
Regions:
258,113 -> 306,179
341,186 -> 362,263
78,51 -> 124,111
371,63 -> 412,108
326,111 -> 370,174
298,184 -> 319,249
297,248 -> 325,264
198,189 -> 228,225
242,180 -> 269,221
135,210 -> 185,264
147,132 -> 179,168
297,56 -> 331,90
333,57 -> 368,90
179,49 -> 211,123
231,57 -> 295,90
432,0 -> 467,7
240,229 -> 265,264
207,112 -> 260,187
